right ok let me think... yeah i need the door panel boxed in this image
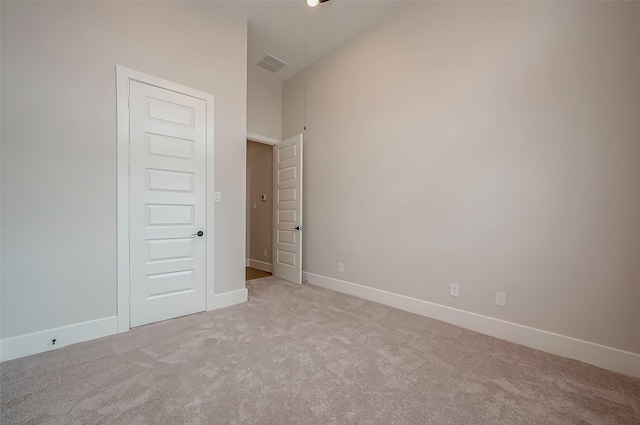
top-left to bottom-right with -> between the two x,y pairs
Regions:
147,133 -> 194,160
147,238 -> 195,262
273,134 -> 303,284
146,270 -> 195,298
129,80 -> 207,327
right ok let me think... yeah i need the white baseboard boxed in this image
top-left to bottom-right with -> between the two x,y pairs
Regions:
207,288 -> 248,311
248,259 -> 272,273
245,258 -> 250,267
2,287 -> 249,362
303,272 -> 640,379
0,316 -> 118,363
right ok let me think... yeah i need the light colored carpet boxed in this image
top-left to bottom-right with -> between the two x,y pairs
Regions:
1,276 -> 639,424
245,267 -> 272,281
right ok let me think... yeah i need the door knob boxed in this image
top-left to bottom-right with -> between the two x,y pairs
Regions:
192,231 -> 204,237
292,226 -> 303,231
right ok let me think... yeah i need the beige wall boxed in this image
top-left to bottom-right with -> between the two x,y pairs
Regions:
247,71 -> 282,141
283,2 -> 640,354
1,1 -> 247,338
246,70 -> 280,261
247,141 -> 273,264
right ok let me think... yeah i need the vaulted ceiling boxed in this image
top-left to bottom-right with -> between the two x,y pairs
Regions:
220,0 -> 403,83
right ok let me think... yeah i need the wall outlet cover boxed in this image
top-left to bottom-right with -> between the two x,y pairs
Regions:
496,291 -> 507,307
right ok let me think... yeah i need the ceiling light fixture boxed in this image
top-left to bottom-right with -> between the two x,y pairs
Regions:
306,0 -> 330,7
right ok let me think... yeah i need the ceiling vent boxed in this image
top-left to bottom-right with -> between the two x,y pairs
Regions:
257,54 -> 287,73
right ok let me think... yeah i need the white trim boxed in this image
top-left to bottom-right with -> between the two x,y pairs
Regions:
247,132 -> 280,145
116,65 -> 215,333
303,272 -> 640,378
245,259 -> 251,267
116,66 -> 130,333
248,259 -> 273,273
207,288 -> 248,311
0,316 -> 117,362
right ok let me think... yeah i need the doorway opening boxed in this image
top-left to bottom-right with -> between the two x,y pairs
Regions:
246,139 -> 274,280
245,133 -> 303,284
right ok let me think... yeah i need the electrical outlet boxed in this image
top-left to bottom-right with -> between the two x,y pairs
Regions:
450,283 -> 460,297
338,262 -> 344,272
264,249 -> 267,257
495,291 -> 507,307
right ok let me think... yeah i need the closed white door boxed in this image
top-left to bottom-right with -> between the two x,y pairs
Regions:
273,134 -> 303,284
129,80 -> 207,327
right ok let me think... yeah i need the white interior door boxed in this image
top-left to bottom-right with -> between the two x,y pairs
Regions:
129,80 -> 207,327
273,134 -> 303,284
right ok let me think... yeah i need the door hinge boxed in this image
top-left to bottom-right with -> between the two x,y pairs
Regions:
128,97 -> 131,108
128,163 -> 131,174
128,229 -> 130,240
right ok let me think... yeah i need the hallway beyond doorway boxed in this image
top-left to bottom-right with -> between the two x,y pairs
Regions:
246,267 -> 271,281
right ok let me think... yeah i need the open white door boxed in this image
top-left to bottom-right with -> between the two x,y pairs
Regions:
273,134 -> 303,284
129,80 -> 207,327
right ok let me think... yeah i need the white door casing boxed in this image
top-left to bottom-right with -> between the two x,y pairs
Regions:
116,66 -> 215,332
273,134 -> 303,284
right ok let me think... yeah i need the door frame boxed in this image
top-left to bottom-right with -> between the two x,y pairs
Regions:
247,132 -> 280,146
116,65 -> 215,333
244,134 -> 304,284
